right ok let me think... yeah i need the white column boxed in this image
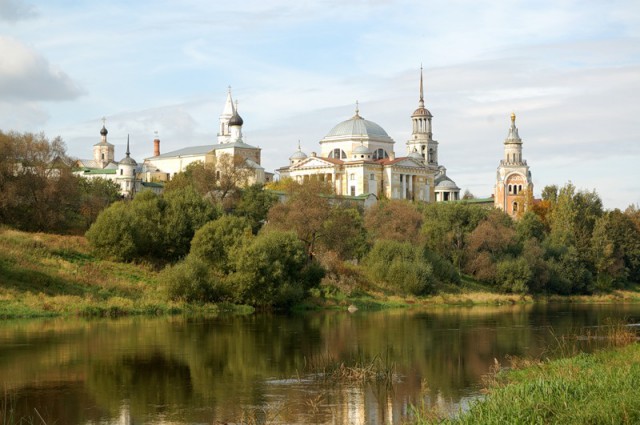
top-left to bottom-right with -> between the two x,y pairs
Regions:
401,174 -> 406,199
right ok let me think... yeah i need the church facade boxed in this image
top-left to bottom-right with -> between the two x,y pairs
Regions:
75,124 -> 161,198
277,69 -> 460,202
142,89 -> 271,185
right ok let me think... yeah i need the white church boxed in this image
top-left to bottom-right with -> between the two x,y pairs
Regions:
277,68 -> 460,202
74,89 -> 272,197
74,69 -> 535,216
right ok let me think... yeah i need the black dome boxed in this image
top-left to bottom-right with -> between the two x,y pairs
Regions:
229,111 -> 244,127
100,125 -> 108,136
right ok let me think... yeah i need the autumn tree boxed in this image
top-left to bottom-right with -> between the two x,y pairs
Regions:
463,210 -> 517,283
265,180 -> 333,259
215,153 -> 254,204
422,202 -> 489,270
0,130 -> 117,233
364,200 -> 423,245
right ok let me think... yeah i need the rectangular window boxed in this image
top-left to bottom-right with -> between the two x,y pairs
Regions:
350,173 -> 355,181
370,174 -> 374,180
350,186 -> 356,196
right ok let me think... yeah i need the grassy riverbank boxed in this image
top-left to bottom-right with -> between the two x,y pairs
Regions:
0,228 -> 234,317
411,339 -> 640,424
1,227 -> 639,318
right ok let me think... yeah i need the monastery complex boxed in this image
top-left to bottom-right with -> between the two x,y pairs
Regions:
74,69 -> 534,218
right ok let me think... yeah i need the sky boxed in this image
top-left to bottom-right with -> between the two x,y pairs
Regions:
1,0 -> 639,209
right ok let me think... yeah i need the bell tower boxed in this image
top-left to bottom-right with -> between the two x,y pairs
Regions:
407,66 -> 438,167
494,113 -> 533,218
93,117 -> 114,168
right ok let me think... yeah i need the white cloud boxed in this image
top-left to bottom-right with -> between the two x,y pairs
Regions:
0,37 -> 84,101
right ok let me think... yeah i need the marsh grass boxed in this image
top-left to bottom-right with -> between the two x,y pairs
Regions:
302,353 -> 398,385
408,319 -> 640,425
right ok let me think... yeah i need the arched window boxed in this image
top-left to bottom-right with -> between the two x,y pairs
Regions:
519,185 -> 523,193
329,148 -> 346,159
513,202 -> 519,213
508,184 -> 512,194
372,148 -> 389,160
428,148 -> 434,163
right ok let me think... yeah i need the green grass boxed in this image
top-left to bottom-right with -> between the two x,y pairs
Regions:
0,228 -> 251,318
411,342 -> 640,425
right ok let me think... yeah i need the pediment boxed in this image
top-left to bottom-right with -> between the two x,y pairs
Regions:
292,157 -> 340,169
387,158 -> 426,168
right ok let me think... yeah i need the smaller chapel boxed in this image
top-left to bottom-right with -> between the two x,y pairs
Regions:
75,122 -> 161,198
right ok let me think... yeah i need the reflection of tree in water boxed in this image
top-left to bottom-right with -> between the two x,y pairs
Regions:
2,305 -> 640,423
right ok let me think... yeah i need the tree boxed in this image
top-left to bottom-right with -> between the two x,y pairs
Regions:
189,215 -> 253,273
364,200 -> 423,245
0,131 -> 82,233
229,230 -> 312,308
77,178 -> 122,230
463,210 -> 517,283
591,210 -> 640,289
87,188 -> 216,263
164,161 -> 217,196
265,180 -> 333,259
233,184 -> 278,233
364,239 -> 435,295
162,186 -> 219,260
462,190 -> 475,200
215,153 -> 254,204
422,202 -> 489,270
320,205 -> 368,261
516,210 -> 546,242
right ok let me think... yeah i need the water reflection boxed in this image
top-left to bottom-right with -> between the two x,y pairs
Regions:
0,304 -> 638,424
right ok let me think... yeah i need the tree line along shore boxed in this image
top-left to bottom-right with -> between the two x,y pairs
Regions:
1,130 -> 640,316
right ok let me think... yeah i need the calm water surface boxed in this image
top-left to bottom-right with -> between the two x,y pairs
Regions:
1,303 -> 639,424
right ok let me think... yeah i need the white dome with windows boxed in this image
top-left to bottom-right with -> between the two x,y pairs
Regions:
324,107 -> 393,143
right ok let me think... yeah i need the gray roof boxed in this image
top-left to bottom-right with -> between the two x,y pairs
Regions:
435,175 -> 460,190
147,141 -> 259,160
325,114 -> 391,140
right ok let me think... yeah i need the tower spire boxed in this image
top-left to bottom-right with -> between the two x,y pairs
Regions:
419,65 -> 425,108
126,134 -> 131,157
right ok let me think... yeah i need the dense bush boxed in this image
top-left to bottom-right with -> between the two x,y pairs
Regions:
86,187 -> 218,263
365,240 -> 435,295
161,257 -> 228,303
189,215 -> 252,272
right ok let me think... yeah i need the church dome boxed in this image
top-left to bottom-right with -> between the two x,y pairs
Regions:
412,106 -> 432,118
353,144 -> 370,155
435,176 -> 459,190
325,112 -> 390,139
289,149 -> 307,160
229,111 -> 244,127
408,148 -> 423,160
119,155 -> 137,166
100,125 -> 108,136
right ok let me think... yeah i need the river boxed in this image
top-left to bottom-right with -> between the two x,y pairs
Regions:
1,303 -> 639,424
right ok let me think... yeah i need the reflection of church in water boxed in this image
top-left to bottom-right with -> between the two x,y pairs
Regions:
277,68 -> 461,203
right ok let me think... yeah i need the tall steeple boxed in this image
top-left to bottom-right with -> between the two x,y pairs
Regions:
407,66 -> 437,165
418,64 -> 425,109
218,86 -> 235,143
